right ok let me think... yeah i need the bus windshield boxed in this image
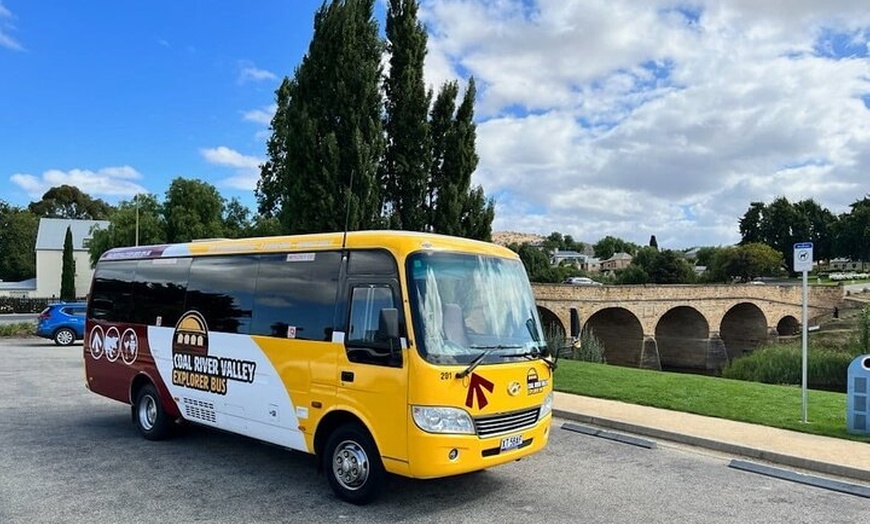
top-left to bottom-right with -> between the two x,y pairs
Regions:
407,251 -> 547,365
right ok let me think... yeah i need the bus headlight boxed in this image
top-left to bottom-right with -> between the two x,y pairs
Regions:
539,392 -> 553,418
412,406 -> 475,434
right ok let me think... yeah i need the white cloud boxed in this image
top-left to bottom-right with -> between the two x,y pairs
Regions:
420,0 -> 870,248
241,104 -> 276,126
0,2 -> 24,51
200,146 -> 264,190
10,166 -> 146,198
238,62 -> 277,83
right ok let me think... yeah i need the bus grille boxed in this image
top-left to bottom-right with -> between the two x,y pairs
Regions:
474,407 -> 539,438
183,397 -> 216,424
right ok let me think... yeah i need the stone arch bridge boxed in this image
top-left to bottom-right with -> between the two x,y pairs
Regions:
533,283 -> 844,373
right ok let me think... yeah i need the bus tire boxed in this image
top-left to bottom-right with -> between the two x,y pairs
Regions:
323,423 -> 385,505
133,383 -> 173,441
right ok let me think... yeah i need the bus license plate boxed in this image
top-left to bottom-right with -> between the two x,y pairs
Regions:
500,434 -> 523,451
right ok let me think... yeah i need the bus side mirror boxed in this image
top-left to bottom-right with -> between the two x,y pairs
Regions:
570,308 -> 580,338
378,308 -> 400,341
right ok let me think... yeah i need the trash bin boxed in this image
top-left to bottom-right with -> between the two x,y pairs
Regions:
846,355 -> 870,435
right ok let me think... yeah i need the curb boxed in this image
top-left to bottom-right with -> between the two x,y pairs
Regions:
554,408 -> 870,484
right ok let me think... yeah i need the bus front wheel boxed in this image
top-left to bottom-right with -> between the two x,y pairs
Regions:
323,423 -> 385,505
133,383 -> 173,441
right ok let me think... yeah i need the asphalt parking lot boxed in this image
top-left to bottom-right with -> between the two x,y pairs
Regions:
2,337 -> 868,524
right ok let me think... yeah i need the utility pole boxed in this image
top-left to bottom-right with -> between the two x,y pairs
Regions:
135,194 -> 140,247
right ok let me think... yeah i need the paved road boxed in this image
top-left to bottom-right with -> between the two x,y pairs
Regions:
1,337 -> 867,523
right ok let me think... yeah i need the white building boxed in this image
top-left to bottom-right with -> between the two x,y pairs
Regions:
33,218 -> 109,299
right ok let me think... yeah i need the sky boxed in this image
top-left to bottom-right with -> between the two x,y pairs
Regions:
1,1 -> 869,249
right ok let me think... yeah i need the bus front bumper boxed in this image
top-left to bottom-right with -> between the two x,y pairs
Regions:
405,413 -> 552,479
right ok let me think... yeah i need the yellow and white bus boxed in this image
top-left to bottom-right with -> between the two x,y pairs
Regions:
84,230 -> 555,503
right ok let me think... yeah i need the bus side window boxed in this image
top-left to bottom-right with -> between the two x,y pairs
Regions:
185,256 -> 257,335
250,251 -> 341,342
346,285 -> 401,367
89,260 -> 136,322
132,258 -> 191,326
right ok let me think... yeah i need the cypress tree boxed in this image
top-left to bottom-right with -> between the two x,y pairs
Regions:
60,226 -> 76,301
427,81 -> 459,232
257,0 -> 384,234
382,0 -> 431,231
430,78 -> 494,240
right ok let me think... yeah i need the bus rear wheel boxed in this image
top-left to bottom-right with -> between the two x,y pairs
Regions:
134,383 -> 173,441
323,423 -> 385,505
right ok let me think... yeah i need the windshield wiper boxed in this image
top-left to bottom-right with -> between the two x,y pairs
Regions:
455,345 -> 522,379
456,350 -> 489,379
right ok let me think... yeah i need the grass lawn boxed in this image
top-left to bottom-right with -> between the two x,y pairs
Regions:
554,359 -> 870,442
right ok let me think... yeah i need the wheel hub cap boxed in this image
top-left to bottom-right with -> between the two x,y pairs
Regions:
332,441 -> 369,491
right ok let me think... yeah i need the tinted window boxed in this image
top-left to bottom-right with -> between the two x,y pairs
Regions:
65,306 -> 86,317
132,258 -> 191,326
89,260 -> 136,322
347,250 -> 397,276
251,251 -> 341,341
185,256 -> 257,335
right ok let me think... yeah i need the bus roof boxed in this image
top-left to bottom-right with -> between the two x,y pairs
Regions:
98,230 -> 519,262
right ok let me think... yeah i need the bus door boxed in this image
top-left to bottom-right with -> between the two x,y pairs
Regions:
337,252 -> 409,469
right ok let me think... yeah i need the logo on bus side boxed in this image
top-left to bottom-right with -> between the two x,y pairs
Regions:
171,311 -> 257,396
88,325 -> 139,365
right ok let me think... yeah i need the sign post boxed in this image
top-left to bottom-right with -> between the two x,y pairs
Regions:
793,242 -> 813,423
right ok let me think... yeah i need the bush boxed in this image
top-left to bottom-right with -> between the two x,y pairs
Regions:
0,322 -> 36,337
544,325 -> 606,363
722,343 -> 858,392
858,306 -> 870,354
573,327 -> 606,363
0,297 -> 53,314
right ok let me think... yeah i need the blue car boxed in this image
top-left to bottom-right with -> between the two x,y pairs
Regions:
36,302 -> 87,346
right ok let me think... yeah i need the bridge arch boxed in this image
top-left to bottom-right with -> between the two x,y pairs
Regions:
585,307 -> 644,366
655,306 -> 710,372
537,306 -> 565,343
720,303 -> 768,359
777,315 -> 800,336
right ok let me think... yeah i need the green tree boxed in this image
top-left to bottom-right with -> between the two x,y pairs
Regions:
693,246 -> 722,268
541,232 -> 586,254
792,199 -> 836,262
738,197 -> 838,272
509,242 -> 558,283
427,81 -> 457,229
0,201 -> 38,281
163,178 -> 225,243
28,185 -> 113,219
382,0 -> 431,231
88,194 -> 165,266
223,198 -> 253,239
258,0 -> 385,234
593,235 -> 638,260
707,243 -> 782,283
738,201 -> 765,245
615,264 -> 649,284
246,216 -> 285,238
834,197 -> 870,265
429,78 -> 494,240
647,250 -> 694,284
60,226 -> 76,300
628,246 -> 694,284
